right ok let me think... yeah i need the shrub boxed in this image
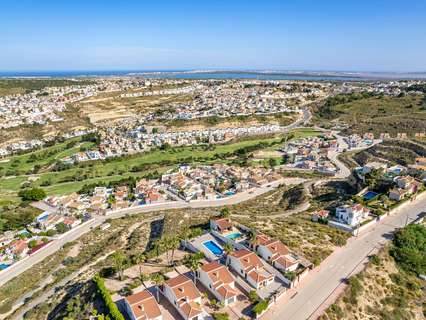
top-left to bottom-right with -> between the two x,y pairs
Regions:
93,274 -> 125,320
18,188 -> 46,201
252,299 -> 269,315
248,290 -> 259,303
347,276 -> 363,304
212,312 -> 230,320
390,224 -> 426,275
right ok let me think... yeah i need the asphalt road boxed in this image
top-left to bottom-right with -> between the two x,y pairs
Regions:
269,193 -> 426,320
0,177 -> 302,287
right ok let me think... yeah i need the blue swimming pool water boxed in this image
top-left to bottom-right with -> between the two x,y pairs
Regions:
203,241 -> 223,255
226,232 -> 242,240
0,264 -> 10,271
363,191 -> 379,200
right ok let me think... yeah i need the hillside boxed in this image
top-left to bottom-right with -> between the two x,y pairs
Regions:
315,93 -> 426,135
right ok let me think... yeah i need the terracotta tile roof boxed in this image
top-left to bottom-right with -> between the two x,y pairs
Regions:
252,234 -> 271,246
166,274 -> 201,301
247,269 -> 273,284
313,210 -> 330,218
200,261 -> 234,286
230,249 -> 263,271
352,204 -> 369,213
212,217 -> 233,230
265,240 -> 290,257
180,300 -> 202,318
216,283 -> 238,299
125,290 -> 162,320
273,255 -> 298,269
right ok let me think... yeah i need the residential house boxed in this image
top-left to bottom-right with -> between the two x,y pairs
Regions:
362,162 -> 387,175
312,210 -> 330,222
8,239 -> 28,259
162,274 -> 206,320
115,186 -> 129,201
210,218 -> 233,234
196,261 -> 238,306
389,188 -> 411,201
124,290 -> 163,320
226,249 -> 274,289
251,235 -> 300,272
335,204 -> 370,226
394,176 -> 415,189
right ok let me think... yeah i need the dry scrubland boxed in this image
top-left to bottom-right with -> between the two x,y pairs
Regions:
2,210 -> 213,319
1,184 -> 351,319
79,93 -> 193,124
339,138 -> 426,168
319,246 -> 425,320
315,93 -> 426,135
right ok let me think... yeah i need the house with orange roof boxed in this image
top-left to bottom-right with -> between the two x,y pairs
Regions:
335,204 -> 370,227
226,249 -> 274,289
8,239 -> 29,259
389,187 -> 411,201
124,289 -> 162,320
210,218 -> 233,234
196,261 -> 238,306
394,175 -> 415,189
251,234 -> 300,272
312,210 -> 330,222
114,185 -> 129,201
162,274 -> 208,320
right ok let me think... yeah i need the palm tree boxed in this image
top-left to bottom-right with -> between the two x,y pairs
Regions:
163,237 -> 173,265
153,238 -> 163,260
223,243 -> 233,266
248,230 -> 258,249
112,251 -> 126,281
169,237 -> 180,265
184,254 -> 203,285
151,273 -> 165,302
133,253 -> 146,281
139,272 -> 150,289
180,225 -> 191,246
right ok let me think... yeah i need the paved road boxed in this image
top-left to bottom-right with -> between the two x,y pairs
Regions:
0,177 -> 302,288
0,109 -> 313,288
268,193 -> 426,320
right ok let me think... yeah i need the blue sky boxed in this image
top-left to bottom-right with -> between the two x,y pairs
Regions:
1,0 -> 426,72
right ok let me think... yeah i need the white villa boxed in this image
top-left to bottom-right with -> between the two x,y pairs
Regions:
196,261 -> 238,306
226,249 -> 274,289
162,274 -> 207,320
124,290 -> 162,320
251,234 -> 300,272
335,204 -> 370,226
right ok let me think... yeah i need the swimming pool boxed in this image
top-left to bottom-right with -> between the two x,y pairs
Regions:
0,263 -> 10,271
363,191 -> 379,201
226,232 -> 243,240
203,241 -> 223,256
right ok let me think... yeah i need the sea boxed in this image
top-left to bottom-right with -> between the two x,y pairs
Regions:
1,70 -> 425,81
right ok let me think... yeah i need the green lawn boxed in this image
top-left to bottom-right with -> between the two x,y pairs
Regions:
0,138 -> 94,174
0,128 -> 321,197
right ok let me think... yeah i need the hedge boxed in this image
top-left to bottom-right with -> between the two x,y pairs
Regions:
93,274 -> 125,320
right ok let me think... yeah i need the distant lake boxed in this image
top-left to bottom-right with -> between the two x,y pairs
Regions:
0,70 -> 425,81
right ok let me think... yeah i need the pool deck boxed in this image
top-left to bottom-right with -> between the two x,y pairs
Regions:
185,232 -> 225,261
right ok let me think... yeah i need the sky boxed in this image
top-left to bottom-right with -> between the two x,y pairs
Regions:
1,0 -> 426,72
